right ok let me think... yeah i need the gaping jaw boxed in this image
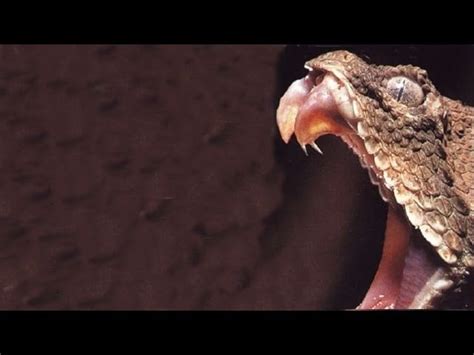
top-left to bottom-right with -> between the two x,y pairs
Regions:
276,58 -> 457,309
277,62 -> 394,204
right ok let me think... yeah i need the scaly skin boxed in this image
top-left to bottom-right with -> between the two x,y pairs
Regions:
277,51 -> 473,308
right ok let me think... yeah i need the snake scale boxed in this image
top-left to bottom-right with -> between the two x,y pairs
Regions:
277,50 -> 473,309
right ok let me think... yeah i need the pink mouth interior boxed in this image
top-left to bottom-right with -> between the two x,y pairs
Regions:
277,72 -> 447,309
358,206 -> 441,309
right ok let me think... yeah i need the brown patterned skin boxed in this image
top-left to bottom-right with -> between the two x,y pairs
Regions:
305,51 -> 473,290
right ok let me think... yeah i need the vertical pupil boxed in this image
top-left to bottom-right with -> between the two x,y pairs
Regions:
396,79 -> 406,102
387,76 -> 424,107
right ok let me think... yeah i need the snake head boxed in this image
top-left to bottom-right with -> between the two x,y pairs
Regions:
277,50 -> 472,309
278,50 -> 444,149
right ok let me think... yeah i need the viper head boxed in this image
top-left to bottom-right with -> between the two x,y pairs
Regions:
278,50 -> 445,151
277,50 -> 459,258
276,50 -> 471,309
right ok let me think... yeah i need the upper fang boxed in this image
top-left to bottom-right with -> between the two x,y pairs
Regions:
310,142 -> 323,155
301,144 -> 308,156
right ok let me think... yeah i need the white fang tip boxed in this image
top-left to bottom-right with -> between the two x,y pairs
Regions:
310,141 -> 323,155
301,144 -> 308,156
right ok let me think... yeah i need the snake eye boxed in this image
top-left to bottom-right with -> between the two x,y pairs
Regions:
387,76 -> 424,107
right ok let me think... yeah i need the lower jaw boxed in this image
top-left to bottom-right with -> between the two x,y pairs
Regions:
300,126 -> 452,309
305,129 -> 453,309
333,133 -> 448,309
357,204 -> 449,310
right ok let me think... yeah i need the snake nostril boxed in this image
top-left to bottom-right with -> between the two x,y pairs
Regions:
314,74 -> 324,86
309,69 -> 326,87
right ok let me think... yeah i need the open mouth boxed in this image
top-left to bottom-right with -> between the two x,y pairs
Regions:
276,65 -> 456,309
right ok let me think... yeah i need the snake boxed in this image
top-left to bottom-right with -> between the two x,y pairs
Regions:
276,50 -> 473,309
